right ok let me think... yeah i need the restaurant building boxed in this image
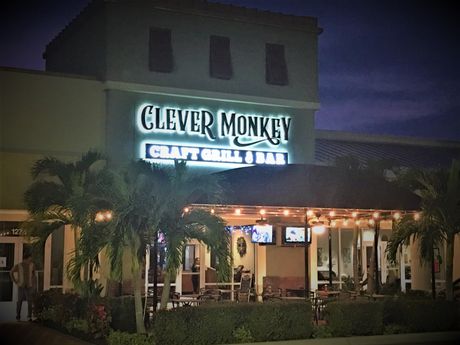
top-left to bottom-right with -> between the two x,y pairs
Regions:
1,0 -> 460,319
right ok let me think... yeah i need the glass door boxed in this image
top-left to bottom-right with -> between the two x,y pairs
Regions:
0,239 -> 19,321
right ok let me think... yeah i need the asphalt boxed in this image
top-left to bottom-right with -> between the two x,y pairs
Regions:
0,322 -> 459,345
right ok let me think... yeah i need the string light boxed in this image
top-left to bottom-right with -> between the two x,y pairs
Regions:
343,219 -> 349,227
312,224 -> 326,234
95,212 -> 104,222
331,220 -> 337,227
352,211 -> 358,218
211,209 -> 215,214
355,220 -> 361,226
184,207 -> 189,213
368,219 -> 375,226
259,209 -> 266,216
95,210 -> 113,223
306,210 -> 314,217
283,209 -> 289,216
329,210 -> 335,217
373,211 -> 380,219
393,212 -> 401,220
235,208 -> 241,215
413,212 -> 421,221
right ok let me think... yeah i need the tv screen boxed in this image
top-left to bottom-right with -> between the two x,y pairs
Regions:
283,226 -> 311,244
251,225 -> 274,244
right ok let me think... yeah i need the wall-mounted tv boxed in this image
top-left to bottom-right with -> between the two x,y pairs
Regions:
251,225 -> 275,244
282,226 -> 312,244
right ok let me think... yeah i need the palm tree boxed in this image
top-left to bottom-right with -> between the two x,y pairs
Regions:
389,160 -> 460,300
158,161 -> 231,309
100,160 -> 169,333
335,155 -> 396,293
387,214 -> 443,299
23,151 -> 107,287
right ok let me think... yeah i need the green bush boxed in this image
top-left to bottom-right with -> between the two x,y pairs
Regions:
35,290 -> 111,339
64,318 -> 90,334
35,290 -> 85,321
326,301 -> 383,337
153,301 -> 312,345
311,324 -> 333,338
383,299 -> 457,332
232,326 -> 254,343
107,331 -> 153,345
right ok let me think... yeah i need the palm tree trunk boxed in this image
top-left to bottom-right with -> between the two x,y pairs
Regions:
160,271 -> 172,310
353,226 -> 360,293
445,232 -> 454,301
132,264 -> 146,333
152,234 -> 158,314
431,245 -> 436,299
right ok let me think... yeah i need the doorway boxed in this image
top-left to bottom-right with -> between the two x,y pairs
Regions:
0,237 -> 21,321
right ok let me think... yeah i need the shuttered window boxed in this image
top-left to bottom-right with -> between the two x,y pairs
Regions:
209,35 -> 232,79
149,27 -> 173,73
265,43 -> 288,85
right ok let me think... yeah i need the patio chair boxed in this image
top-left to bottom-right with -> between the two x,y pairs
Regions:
237,272 -> 253,302
199,288 -> 222,302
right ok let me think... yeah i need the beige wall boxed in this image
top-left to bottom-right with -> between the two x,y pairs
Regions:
0,69 -> 106,209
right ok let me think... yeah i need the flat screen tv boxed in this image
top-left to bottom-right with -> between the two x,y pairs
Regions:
251,224 -> 274,244
283,226 -> 312,244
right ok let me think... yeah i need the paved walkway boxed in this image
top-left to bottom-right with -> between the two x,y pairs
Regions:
228,331 -> 460,345
1,322 -> 459,345
0,322 -> 94,345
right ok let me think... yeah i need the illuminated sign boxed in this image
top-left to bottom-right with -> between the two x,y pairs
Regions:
136,103 -> 291,167
144,143 -> 287,166
137,104 -> 291,147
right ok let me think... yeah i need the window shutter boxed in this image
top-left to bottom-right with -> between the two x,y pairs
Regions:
149,28 -> 173,73
209,35 -> 232,79
265,43 -> 288,85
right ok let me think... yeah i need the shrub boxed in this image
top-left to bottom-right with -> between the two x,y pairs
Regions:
383,299 -> 457,332
35,290 -> 111,339
107,331 -> 153,345
326,301 -> 383,337
383,323 -> 411,335
35,290 -> 85,322
311,324 -> 333,338
64,318 -> 90,334
153,301 -> 312,345
232,326 -> 254,343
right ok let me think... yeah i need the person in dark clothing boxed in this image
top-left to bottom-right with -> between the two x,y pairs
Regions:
10,253 -> 36,321
191,257 -> 200,294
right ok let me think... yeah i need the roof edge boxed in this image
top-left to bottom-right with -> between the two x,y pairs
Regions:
316,129 -> 460,149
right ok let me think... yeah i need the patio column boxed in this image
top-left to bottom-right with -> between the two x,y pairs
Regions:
309,231 -> 318,291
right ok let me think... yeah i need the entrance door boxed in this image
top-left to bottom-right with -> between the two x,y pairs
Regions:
0,238 -> 21,321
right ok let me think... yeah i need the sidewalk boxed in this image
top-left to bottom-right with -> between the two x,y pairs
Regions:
0,322 -> 94,345
228,331 -> 460,345
1,322 -> 459,345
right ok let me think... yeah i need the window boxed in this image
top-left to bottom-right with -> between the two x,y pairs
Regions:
183,245 -> 196,271
209,35 -> 232,79
265,43 -> 288,85
149,27 -> 173,73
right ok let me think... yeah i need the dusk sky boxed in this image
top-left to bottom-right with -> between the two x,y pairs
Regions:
1,0 -> 459,140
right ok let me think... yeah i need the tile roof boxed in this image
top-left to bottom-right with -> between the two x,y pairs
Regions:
315,132 -> 460,168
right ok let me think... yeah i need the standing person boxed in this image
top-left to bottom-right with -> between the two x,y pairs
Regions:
191,257 -> 200,294
10,253 -> 36,321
